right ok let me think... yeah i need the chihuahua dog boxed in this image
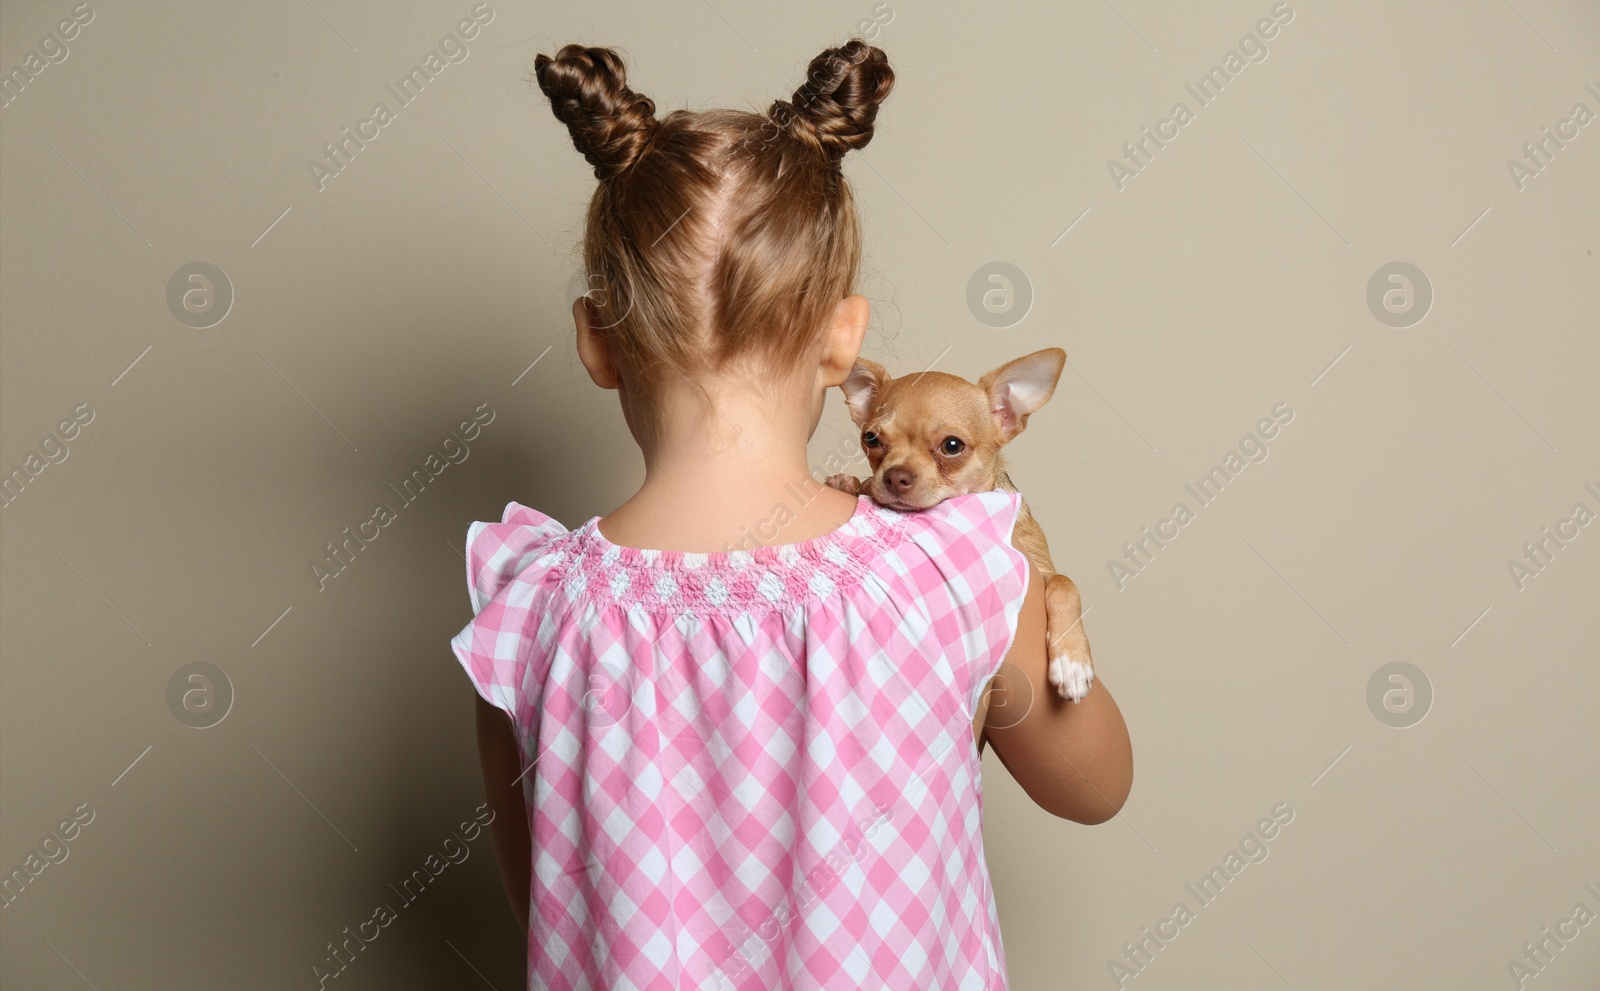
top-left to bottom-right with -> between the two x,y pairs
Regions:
824,347 -> 1094,702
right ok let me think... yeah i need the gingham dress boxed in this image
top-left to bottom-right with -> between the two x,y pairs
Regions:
451,490 -> 1032,991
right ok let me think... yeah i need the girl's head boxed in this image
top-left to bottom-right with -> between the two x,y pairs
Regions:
534,40 -> 894,454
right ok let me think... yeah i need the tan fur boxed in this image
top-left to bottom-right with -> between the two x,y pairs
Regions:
825,348 -> 1095,739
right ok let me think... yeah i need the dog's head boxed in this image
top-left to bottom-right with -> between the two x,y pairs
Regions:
839,348 -> 1066,511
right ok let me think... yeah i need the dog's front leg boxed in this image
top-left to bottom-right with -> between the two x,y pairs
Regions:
823,473 -> 861,495
1043,573 -> 1094,702
1011,498 -> 1095,701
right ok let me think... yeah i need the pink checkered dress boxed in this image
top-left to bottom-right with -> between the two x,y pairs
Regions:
451,490 -> 1032,990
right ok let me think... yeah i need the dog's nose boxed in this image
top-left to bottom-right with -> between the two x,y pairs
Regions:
884,467 -> 916,493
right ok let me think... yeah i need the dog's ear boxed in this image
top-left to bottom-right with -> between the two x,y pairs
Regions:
840,358 -> 887,425
979,348 -> 1066,442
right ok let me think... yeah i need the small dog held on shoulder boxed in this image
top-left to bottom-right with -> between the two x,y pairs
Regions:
825,347 -> 1094,702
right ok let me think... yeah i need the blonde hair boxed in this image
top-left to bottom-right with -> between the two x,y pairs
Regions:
533,40 -> 894,423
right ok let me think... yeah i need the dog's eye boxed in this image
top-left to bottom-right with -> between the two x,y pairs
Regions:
939,437 -> 965,456
862,431 -> 881,449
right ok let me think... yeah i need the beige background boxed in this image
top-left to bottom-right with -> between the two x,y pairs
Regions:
3,0 -> 1597,988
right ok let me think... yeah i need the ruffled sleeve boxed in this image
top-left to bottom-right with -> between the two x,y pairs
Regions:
896,489 -> 1033,719
449,502 -> 569,720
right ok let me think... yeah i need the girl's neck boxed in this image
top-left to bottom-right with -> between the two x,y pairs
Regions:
598,398 -> 860,555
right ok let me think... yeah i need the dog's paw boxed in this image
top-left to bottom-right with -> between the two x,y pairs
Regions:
1049,657 -> 1095,703
823,473 -> 861,495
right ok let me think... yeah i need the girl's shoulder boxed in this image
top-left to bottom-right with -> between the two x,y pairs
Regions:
901,488 -> 1026,555
450,491 -> 1029,717
463,502 -> 576,613
458,489 -> 1026,616
892,488 -> 1031,600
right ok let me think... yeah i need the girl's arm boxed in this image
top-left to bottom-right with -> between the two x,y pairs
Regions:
981,564 -> 1134,823
475,694 -> 531,931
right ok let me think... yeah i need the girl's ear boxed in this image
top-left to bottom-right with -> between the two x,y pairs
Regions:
978,348 -> 1066,442
574,296 -> 622,390
818,294 -> 872,390
840,358 -> 887,425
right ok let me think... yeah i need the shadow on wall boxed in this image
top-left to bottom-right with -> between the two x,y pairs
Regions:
219,199 -> 589,984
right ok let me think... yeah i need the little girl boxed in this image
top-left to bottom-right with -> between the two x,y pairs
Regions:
451,39 -> 1133,990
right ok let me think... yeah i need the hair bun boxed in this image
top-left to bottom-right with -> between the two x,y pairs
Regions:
534,45 -> 659,182
768,40 -> 894,167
